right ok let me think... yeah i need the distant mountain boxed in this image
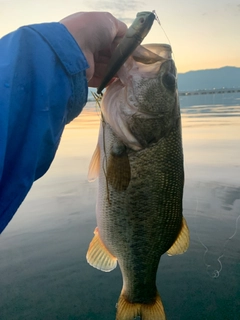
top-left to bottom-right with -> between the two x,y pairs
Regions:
177,66 -> 240,92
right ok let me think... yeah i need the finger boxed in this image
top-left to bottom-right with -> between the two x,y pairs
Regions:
88,76 -> 102,88
95,49 -> 112,62
91,61 -> 109,80
115,19 -> 127,38
88,60 -> 118,88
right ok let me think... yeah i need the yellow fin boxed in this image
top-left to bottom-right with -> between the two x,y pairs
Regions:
88,144 -> 100,182
86,227 -> 117,272
167,217 -> 190,256
116,292 -> 166,320
107,151 -> 131,191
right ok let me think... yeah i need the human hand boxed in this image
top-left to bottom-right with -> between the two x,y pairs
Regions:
60,12 -> 127,88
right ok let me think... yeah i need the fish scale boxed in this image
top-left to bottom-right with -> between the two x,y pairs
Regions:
100,123 -> 184,255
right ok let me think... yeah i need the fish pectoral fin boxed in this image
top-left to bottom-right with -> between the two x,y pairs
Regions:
116,291 -> 166,320
86,227 -> 117,272
107,150 -> 131,191
88,143 -> 101,182
167,217 -> 190,256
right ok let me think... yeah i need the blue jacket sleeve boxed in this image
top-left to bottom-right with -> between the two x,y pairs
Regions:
0,22 -> 89,233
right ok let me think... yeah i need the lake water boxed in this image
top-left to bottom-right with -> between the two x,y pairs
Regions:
0,93 -> 240,320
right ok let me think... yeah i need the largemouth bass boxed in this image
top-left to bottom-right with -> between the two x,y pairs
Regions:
87,44 -> 189,320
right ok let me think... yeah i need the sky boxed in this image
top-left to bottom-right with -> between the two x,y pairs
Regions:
0,0 -> 239,73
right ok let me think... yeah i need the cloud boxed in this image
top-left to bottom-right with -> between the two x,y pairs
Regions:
100,0 -> 143,11
224,2 -> 240,13
88,0 -> 144,23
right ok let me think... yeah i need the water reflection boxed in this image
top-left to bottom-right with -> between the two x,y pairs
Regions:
213,185 -> 240,211
180,91 -> 240,110
0,96 -> 240,320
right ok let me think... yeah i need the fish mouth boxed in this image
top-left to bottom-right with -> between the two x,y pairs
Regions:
139,43 -> 172,59
115,43 -> 175,92
108,44 -> 177,116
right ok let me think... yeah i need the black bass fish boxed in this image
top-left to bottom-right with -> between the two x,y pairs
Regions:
87,44 -> 189,320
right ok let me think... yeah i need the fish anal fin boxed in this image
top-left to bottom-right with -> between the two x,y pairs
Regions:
107,151 -> 131,192
167,217 -> 190,256
86,227 -> 117,272
116,292 -> 166,320
88,144 -> 101,182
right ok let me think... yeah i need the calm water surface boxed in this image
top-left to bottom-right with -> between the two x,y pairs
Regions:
0,93 -> 240,320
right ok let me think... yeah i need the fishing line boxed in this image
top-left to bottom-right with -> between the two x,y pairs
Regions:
154,16 -> 215,278
192,182 -> 240,278
90,92 -> 111,204
152,12 -> 216,278
227,213 -> 240,240
101,115 -> 112,205
192,194 -> 219,278
91,91 -> 102,119
216,211 -> 240,271
155,17 -> 206,278
174,61 -> 239,279
207,211 -> 240,278
153,10 -> 176,69
189,170 -> 221,278
181,124 -> 220,278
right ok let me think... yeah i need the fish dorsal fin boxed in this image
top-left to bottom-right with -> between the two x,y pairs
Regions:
167,217 -> 190,256
88,143 -> 101,182
106,144 -> 131,191
86,227 -> 117,272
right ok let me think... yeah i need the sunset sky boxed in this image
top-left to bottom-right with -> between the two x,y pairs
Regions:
0,0 -> 239,73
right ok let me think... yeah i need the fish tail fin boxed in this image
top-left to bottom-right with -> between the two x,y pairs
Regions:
116,292 -> 166,320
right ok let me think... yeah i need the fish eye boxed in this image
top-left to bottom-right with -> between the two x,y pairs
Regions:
162,72 -> 176,91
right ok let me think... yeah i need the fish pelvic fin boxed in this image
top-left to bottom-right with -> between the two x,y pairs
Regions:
116,292 -> 166,320
167,217 -> 190,256
88,143 -> 101,182
86,227 -> 117,272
